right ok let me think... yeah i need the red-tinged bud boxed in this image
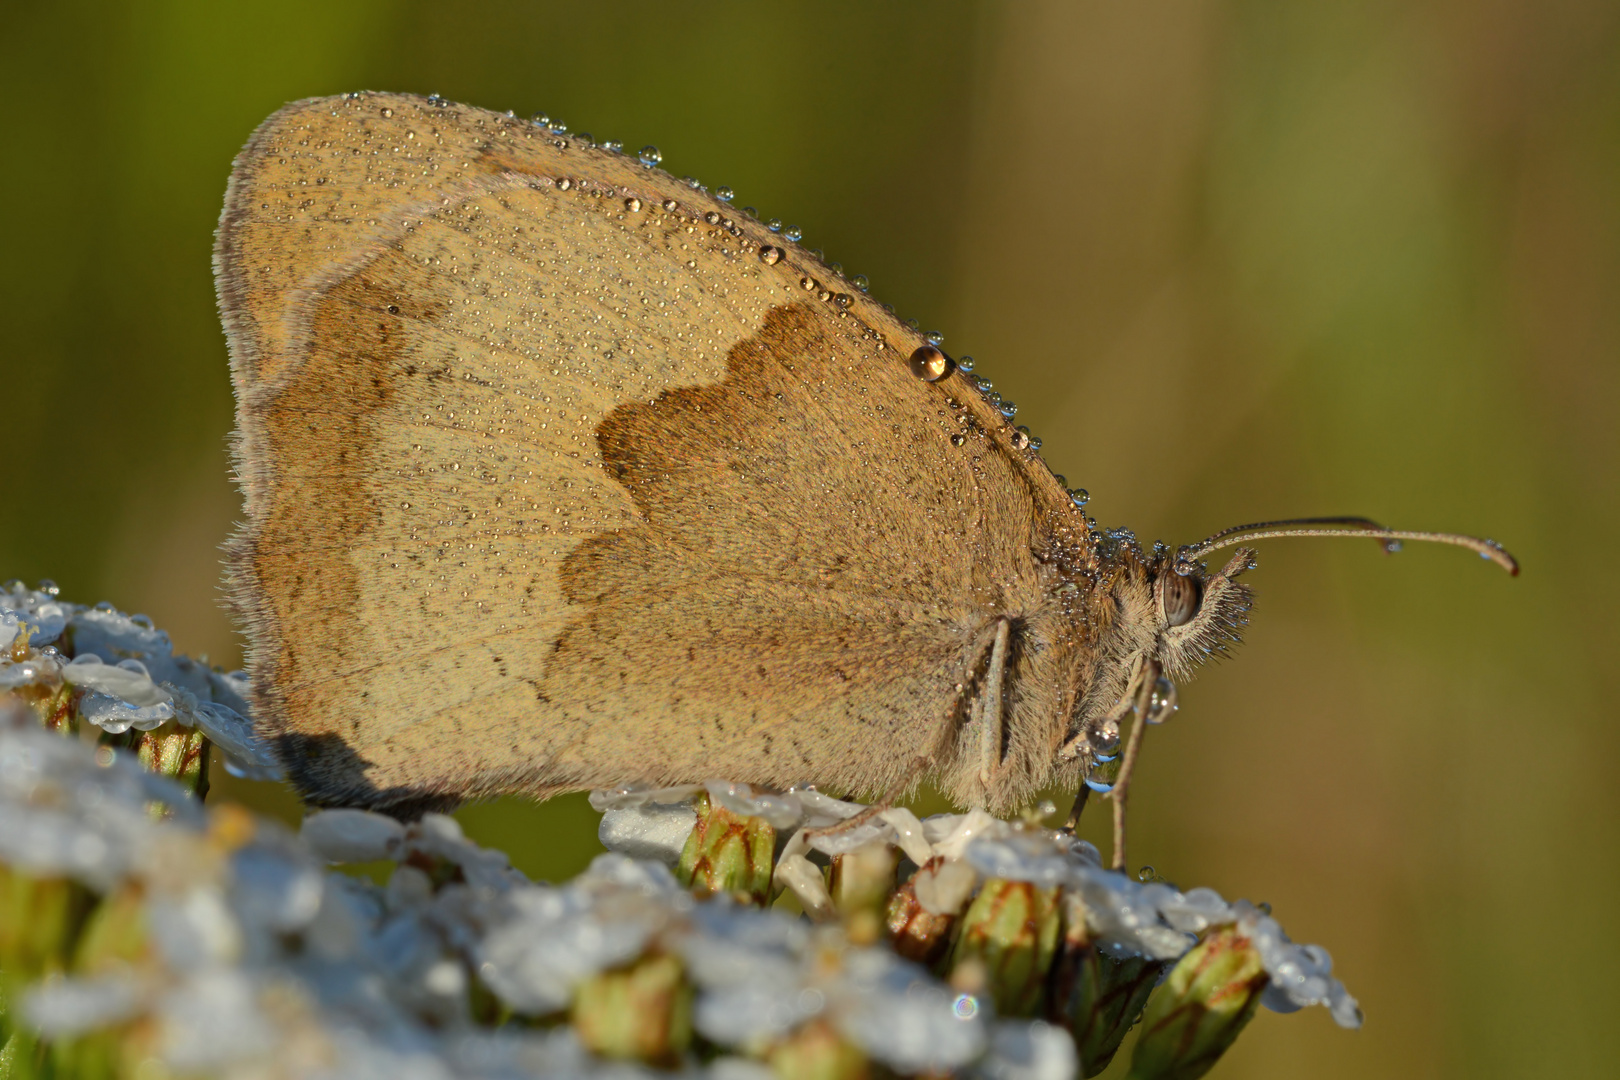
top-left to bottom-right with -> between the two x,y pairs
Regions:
1127,924 -> 1268,1080
947,877 -> 1061,1017
676,792 -> 775,905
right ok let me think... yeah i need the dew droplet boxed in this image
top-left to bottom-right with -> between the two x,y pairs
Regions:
1070,488 -> 1090,508
957,356 -> 974,373
949,433 -> 966,447
601,139 -> 623,153
639,146 -> 662,167
625,197 -> 643,213
908,345 -> 954,382
1089,720 -> 1120,755
800,276 -> 818,291
767,218 -> 783,232
817,288 -> 833,302
531,112 -> 549,125
830,262 -> 844,277
38,579 -> 59,597
576,132 -> 594,147
717,186 -> 735,202
704,211 -> 721,224
1146,676 -> 1178,724
1137,865 -> 1156,882
998,401 -> 1017,419
381,107 -> 394,118
557,178 -> 572,191
925,331 -> 944,346
760,246 -> 783,265
853,274 -> 870,292
662,198 -> 678,212
784,225 -> 803,242
1052,474 -> 1067,487
1010,428 -> 1030,450
1029,435 -> 1042,450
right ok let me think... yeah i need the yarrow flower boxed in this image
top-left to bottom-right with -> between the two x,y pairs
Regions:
0,582 -> 1361,1079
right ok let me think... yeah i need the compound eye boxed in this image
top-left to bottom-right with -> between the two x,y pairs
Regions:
1162,573 -> 1201,628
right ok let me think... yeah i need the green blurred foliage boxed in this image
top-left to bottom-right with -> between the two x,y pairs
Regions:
0,2 -> 1614,1076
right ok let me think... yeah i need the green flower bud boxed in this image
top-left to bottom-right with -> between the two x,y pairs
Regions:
1128,924 -> 1268,1080
1051,941 -> 1166,1077
829,840 -> 896,945
676,792 -> 775,905
70,885 -> 151,974
767,1018 -> 870,1080
570,951 -> 693,1066
131,725 -> 212,804
948,877 -> 1061,1017
0,867 -> 96,983
14,678 -> 77,735
45,1029 -> 130,1080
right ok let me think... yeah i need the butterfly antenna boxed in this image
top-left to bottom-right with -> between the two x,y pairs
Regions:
1177,516 -> 1519,576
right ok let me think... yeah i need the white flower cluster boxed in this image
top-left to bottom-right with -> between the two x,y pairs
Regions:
0,580 -> 280,778
1,725 -> 1073,1080
598,782 -> 1360,1029
963,830 -> 1362,1028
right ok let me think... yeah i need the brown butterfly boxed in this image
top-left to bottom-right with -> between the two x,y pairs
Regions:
216,92 -> 1515,826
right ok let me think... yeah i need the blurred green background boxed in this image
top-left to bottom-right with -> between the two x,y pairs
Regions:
2,1 -> 1615,1076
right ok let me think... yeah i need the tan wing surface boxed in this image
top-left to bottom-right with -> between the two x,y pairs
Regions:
216,92 -> 1083,813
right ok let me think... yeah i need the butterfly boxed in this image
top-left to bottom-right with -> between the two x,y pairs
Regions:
217,92 -> 1515,825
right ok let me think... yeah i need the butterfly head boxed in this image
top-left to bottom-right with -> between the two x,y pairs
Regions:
1057,516 -> 1516,779
1146,547 -> 1257,683
1094,512 -> 1518,689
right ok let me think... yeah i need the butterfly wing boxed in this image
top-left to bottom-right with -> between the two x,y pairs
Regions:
217,92 -> 1083,813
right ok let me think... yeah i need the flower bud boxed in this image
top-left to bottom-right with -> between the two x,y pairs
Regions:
767,1018 -> 870,1080
132,725 -> 212,802
0,866 -> 96,981
885,876 -> 955,967
69,884 -> 151,974
570,951 -> 693,1066
676,792 -> 775,905
947,877 -> 1061,1017
829,840 -> 896,945
1128,924 -> 1268,1080
1051,941 -> 1165,1077
21,680 -> 76,735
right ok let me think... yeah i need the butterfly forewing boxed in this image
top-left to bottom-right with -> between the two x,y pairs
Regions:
217,92 -> 1078,812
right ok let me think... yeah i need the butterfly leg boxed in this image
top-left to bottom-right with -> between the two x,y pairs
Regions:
801,754 -> 934,841
1108,658 -> 1161,871
977,616 -> 1013,789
